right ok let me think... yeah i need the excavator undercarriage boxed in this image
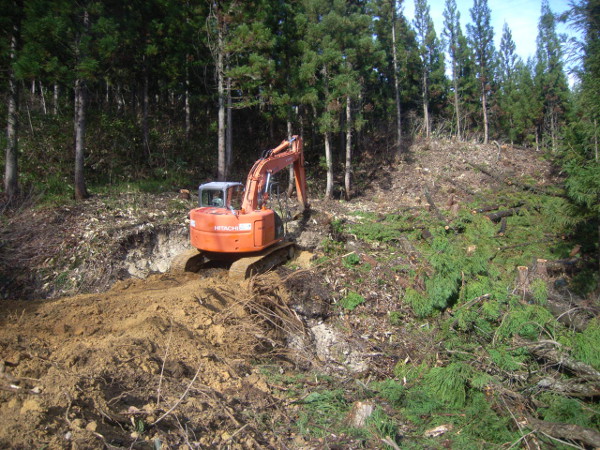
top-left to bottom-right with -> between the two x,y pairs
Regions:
171,241 -> 295,280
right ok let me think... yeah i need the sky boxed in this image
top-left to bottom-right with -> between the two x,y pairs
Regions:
403,0 -> 576,63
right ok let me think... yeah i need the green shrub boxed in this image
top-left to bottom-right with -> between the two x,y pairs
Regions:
339,292 -> 366,311
342,253 -> 361,268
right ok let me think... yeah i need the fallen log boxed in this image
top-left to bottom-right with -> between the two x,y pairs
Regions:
485,207 -> 523,222
525,416 -> 600,448
515,337 -> 600,381
536,377 -> 600,397
471,201 -> 524,214
423,187 -> 446,223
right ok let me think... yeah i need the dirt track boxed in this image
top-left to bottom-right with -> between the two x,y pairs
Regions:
0,269 -> 307,448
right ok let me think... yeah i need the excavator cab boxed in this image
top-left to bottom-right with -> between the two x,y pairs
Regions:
198,182 -> 244,210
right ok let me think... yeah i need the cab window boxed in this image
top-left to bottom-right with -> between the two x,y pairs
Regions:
201,189 -> 224,207
227,185 -> 244,210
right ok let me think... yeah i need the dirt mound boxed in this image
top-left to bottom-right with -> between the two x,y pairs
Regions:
0,271 -> 308,448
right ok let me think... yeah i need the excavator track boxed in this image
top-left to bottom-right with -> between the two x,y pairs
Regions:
228,241 -> 295,280
171,242 -> 295,279
170,248 -> 209,273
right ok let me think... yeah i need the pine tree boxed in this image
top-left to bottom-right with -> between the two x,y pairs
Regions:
413,0 -> 445,138
443,0 -> 462,140
496,23 -> 520,143
467,0 -> 495,144
535,0 -> 569,152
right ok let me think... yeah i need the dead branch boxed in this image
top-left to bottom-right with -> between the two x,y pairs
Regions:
536,377 -> 600,397
546,295 -> 596,333
423,186 -> 446,223
525,416 -> 600,448
515,337 -> 600,381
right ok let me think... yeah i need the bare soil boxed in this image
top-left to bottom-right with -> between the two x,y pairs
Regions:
0,138 -> 563,448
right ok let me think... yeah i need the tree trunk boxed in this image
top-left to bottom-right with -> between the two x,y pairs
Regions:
5,19 -> 20,201
185,60 -> 191,142
481,80 -> 489,144
422,69 -> 430,138
216,18 -> 226,181
287,120 -> 295,197
453,75 -> 461,141
225,75 -> 232,179
39,81 -> 47,115
325,132 -> 333,199
344,96 -> 352,200
53,83 -> 59,115
74,77 -> 88,200
73,9 -> 89,200
142,59 -> 150,160
391,0 -> 402,152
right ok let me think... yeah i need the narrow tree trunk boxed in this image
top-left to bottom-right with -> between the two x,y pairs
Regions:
287,120 -> 295,197
344,96 -> 352,201
453,74 -> 461,141
74,77 -> 88,200
391,0 -> 402,152
225,75 -> 232,178
185,60 -> 191,142
422,70 -> 430,138
5,21 -> 20,201
53,83 -> 59,115
216,19 -> 226,181
594,118 -> 598,162
325,132 -> 333,199
73,9 -> 89,200
39,81 -> 47,115
481,80 -> 489,144
142,59 -> 150,159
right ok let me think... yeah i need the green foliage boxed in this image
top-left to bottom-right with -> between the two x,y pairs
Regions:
297,389 -> 348,437
496,302 -> 555,341
342,253 -> 360,269
366,407 -> 399,446
538,394 -> 600,430
423,362 -> 472,408
388,311 -> 402,326
530,279 -> 548,305
371,379 -> 405,407
488,346 -> 526,371
573,319 -> 600,369
339,291 -> 366,311
404,288 -> 433,318
394,361 -> 430,384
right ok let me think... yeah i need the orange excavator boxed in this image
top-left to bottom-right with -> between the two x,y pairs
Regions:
172,135 -> 308,278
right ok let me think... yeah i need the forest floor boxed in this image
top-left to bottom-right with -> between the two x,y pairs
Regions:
0,138 -> 598,449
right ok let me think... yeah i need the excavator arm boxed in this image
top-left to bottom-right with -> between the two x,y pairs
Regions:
241,135 -> 308,212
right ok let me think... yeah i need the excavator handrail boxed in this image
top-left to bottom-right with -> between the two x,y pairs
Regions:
241,136 -> 307,213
